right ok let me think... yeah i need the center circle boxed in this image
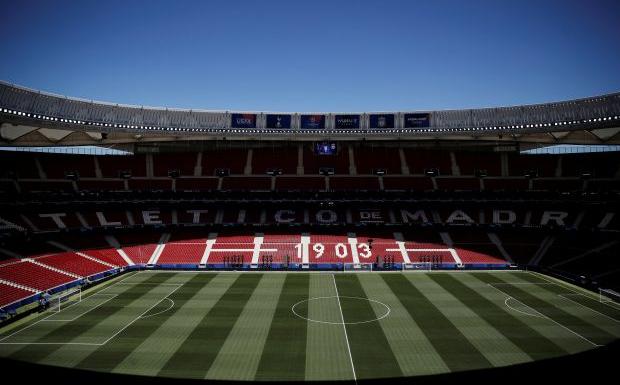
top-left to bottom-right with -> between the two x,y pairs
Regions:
291,296 -> 391,325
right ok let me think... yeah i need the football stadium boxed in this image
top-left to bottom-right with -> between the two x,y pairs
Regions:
0,1 -> 619,384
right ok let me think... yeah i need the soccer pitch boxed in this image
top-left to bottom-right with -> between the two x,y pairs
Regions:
0,271 -> 619,381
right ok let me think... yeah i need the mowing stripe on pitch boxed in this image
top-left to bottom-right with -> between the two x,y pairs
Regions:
304,273 -> 358,381
479,272 -> 615,347
381,274 -> 491,372
206,274 -> 286,381
75,273 -> 213,371
431,273 -> 567,360
111,273 -> 240,376
6,273 -> 175,363
255,274 -> 310,381
334,274 -> 402,380
356,273 -> 451,377
158,273 -> 263,379
519,273 -> 620,322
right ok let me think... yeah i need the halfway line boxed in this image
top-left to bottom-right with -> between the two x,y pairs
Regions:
332,274 -> 357,384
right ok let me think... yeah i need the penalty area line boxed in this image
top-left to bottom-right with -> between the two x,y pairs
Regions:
558,294 -> 620,323
97,283 -> 183,346
487,284 -> 602,348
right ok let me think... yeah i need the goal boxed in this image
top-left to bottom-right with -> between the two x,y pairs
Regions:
402,262 -> 433,272
49,287 -> 82,312
599,288 -> 620,305
343,263 -> 373,272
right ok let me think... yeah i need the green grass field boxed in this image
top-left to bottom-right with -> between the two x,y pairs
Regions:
1,271 -> 619,381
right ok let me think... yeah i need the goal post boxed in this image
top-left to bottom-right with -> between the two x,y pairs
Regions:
599,288 -> 620,305
49,287 -> 82,312
402,262 -> 433,272
343,263 -> 373,272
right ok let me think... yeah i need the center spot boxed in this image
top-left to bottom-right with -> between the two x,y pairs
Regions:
292,296 -> 390,325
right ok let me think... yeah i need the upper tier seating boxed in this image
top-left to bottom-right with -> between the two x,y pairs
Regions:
403,148 -> 452,175
303,146 -> 349,175
201,149 -> 247,175
39,154 -> 96,178
561,152 -> 619,178
455,151 -> 502,176
99,155 -> 146,178
175,177 -> 219,191
354,146 -> 402,175
382,176 -> 433,191
275,177 -> 325,191
0,152 -> 40,179
329,177 -> 380,191
252,146 -> 298,175
221,177 -> 272,191
507,154 -> 557,177
153,152 -> 197,177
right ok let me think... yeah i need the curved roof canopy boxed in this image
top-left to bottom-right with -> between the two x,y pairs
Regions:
1,81 -> 619,146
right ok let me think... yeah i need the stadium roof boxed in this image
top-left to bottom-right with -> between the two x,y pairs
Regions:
1,81 -> 619,146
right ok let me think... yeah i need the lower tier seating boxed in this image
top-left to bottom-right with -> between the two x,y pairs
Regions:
0,282 -> 35,307
0,261 -> 75,291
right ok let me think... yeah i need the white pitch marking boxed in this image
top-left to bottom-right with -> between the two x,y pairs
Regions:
139,297 -> 175,319
503,297 -> 546,319
332,274 -> 357,384
0,284 -> 176,346
487,283 -> 602,347
43,294 -> 118,322
558,294 -> 620,323
291,296 -> 390,325
0,271 -> 141,344
97,283 -> 183,346
528,271 -> 620,310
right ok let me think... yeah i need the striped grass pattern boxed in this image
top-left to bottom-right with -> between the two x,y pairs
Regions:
0,271 -> 618,381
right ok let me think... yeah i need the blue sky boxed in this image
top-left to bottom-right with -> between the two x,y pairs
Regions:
1,0 -> 619,112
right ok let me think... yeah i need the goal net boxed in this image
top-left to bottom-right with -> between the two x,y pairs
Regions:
402,262 -> 433,271
49,287 -> 82,312
599,288 -> 620,305
343,263 -> 373,272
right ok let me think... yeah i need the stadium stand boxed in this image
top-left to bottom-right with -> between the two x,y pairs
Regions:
0,281 -> 35,307
0,81 -> 619,313
0,261 -> 75,291
35,252 -> 112,277
252,146 -> 298,175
